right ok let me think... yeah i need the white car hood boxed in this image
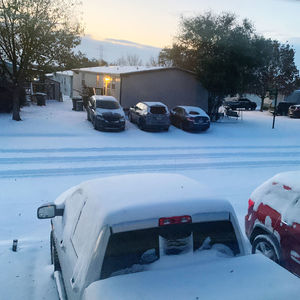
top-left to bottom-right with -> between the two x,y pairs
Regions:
95,107 -> 125,117
83,254 -> 300,300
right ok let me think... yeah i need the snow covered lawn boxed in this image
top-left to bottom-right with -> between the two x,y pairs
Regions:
1,100 -> 300,299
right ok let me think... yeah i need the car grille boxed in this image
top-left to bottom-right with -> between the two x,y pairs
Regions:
194,117 -> 209,123
103,114 -> 121,121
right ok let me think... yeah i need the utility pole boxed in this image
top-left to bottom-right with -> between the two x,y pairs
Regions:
272,88 -> 278,129
98,45 -> 103,65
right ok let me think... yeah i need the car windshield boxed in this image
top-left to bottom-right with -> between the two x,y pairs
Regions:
100,220 -> 239,280
150,106 -> 167,114
96,100 -> 120,109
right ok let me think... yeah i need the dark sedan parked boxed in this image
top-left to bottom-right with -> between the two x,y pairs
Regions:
87,96 -> 125,131
224,98 -> 257,110
170,106 -> 210,132
128,101 -> 170,131
288,104 -> 300,118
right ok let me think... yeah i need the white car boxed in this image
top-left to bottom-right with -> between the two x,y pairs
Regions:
37,174 -> 300,300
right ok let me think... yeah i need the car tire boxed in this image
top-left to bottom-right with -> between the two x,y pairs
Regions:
50,231 -> 61,271
252,234 -> 281,264
93,119 -> 98,130
138,118 -> 145,130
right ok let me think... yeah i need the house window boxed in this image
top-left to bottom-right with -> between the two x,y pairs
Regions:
112,83 -> 116,89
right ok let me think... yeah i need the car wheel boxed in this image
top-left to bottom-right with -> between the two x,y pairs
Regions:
138,119 -> 145,130
50,231 -> 61,271
252,234 -> 281,264
129,112 -> 133,122
179,121 -> 183,130
93,119 -> 98,130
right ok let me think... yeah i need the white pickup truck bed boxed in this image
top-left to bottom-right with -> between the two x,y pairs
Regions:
83,254 -> 300,300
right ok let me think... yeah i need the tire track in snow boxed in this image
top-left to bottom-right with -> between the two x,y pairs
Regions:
1,144 -> 300,153
0,159 -> 299,179
0,150 -> 300,165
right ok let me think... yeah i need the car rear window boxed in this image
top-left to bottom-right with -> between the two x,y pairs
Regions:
96,100 -> 120,109
150,106 -> 167,114
189,111 -> 200,115
100,220 -> 239,279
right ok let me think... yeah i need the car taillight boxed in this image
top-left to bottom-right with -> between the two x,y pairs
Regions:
186,117 -> 194,122
159,215 -> 192,226
248,198 -> 254,210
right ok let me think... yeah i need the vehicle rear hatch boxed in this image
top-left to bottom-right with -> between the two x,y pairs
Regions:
148,106 -> 169,124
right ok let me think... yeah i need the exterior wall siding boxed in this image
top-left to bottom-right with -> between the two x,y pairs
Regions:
51,74 -> 73,98
72,71 -> 121,100
120,69 -> 208,111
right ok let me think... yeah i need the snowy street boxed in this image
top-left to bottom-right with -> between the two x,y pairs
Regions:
1,100 -> 300,299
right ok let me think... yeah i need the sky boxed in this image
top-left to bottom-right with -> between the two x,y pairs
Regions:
77,0 -> 300,66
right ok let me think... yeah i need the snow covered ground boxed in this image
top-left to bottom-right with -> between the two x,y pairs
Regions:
1,99 -> 300,299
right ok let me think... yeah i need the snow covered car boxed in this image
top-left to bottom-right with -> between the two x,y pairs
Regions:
245,171 -> 300,277
288,104 -> 300,118
37,174 -> 300,300
170,105 -> 210,132
86,96 -> 125,131
128,101 -> 170,131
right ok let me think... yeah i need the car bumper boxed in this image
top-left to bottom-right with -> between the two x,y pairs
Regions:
96,119 -> 125,131
290,111 -> 300,118
144,121 -> 170,131
184,122 -> 210,132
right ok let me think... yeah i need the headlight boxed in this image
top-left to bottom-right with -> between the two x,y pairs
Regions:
96,115 -> 104,119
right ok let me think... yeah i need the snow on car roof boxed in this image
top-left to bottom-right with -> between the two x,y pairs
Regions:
143,101 -> 167,107
251,171 -> 300,225
58,173 -> 235,291
178,106 -> 208,117
56,173 -> 233,227
91,95 -> 118,102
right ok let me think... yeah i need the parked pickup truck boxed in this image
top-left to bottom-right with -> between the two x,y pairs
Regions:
37,174 -> 300,300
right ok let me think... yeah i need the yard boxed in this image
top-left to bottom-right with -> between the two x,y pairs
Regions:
1,99 -> 300,299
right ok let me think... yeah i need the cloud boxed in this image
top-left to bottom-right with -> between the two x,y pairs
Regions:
104,38 -> 159,50
76,35 -> 161,64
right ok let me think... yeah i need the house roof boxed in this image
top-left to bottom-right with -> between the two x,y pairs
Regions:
72,66 -> 195,76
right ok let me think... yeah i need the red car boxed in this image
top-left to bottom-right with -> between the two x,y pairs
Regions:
245,171 -> 300,277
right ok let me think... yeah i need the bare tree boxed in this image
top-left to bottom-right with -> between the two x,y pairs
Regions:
112,54 -> 143,66
0,0 -> 82,120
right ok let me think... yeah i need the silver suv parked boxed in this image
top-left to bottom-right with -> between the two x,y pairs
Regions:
128,101 -> 170,131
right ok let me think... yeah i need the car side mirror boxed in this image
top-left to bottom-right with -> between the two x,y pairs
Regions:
37,203 -> 64,219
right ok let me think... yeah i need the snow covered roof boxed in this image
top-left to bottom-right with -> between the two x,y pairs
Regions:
45,70 -> 73,77
55,70 -> 73,76
55,173 -> 234,228
72,66 -> 166,75
72,66 -> 196,76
